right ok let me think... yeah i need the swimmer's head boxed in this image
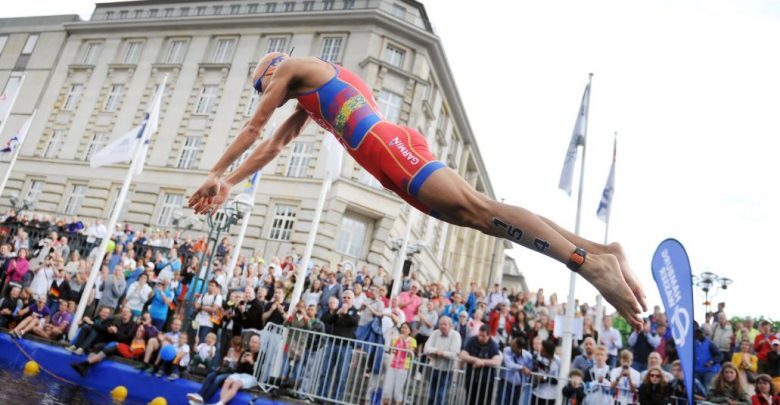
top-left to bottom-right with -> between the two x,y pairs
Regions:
252,52 -> 289,93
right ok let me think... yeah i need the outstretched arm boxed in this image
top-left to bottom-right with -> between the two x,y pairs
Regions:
224,104 -> 310,188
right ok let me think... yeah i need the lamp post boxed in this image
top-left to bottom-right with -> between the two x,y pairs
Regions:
9,192 -> 34,213
171,209 -> 200,238
693,271 -> 733,314
183,196 -> 252,341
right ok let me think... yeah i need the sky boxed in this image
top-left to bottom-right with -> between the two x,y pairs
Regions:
2,1 -> 778,320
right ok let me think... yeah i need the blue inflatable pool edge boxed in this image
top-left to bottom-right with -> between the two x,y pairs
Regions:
0,333 -> 283,405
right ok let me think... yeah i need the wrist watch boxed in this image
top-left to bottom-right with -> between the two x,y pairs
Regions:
567,247 -> 587,272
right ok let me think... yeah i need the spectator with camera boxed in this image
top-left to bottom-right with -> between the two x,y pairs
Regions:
610,349 -> 641,405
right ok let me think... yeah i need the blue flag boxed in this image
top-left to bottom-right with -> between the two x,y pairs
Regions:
652,239 -> 694,405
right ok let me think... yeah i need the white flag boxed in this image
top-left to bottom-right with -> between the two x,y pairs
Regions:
135,76 -> 167,174
0,115 -> 33,155
89,124 -> 143,168
324,134 -> 343,181
558,81 -> 591,195
596,137 -> 616,222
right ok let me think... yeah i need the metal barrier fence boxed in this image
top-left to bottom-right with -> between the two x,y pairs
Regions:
251,324 -> 579,405
249,324 -> 729,405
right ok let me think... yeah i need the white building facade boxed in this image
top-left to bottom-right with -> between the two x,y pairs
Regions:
0,0 -> 508,288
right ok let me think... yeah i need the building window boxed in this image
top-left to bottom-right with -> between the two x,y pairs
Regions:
0,73 -> 22,119
212,38 -> 235,63
157,193 -> 184,226
196,6 -> 206,16
22,34 -> 39,55
134,10 -> 143,18
25,180 -> 43,202
284,2 -> 295,11
323,0 -> 335,10
122,40 -> 143,64
108,188 -> 133,220
43,130 -> 64,158
383,44 -> 405,68
343,0 -> 355,9
119,10 -> 128,19
248,4 -> 258,13
303,1 -> 315,11
105,11 -> 115,20
177,136 -> 201,169
319,36 -> 343,62
358,169 -> 383,189
336,213 -> 369,257
103,84 -> 124,112
194,85 -> 218,115
164,8 -> 174,17
164,39 -> 188,64
179,7 -> 190,16
149,9 -> 158,18
245,92 -> 260,116
64,184 -> 87,215
266,37 -> 287,54
269,204 -> 296,241
286,141 -> 313,178
63,84 -> 84,111
392,4 -> 406,19
266,3 -> 277,12
213,5 -> 223,14
230,4 -> 241,14
84,132 -> 109,160
377,90 -> 403,123
80,42 -> 101,64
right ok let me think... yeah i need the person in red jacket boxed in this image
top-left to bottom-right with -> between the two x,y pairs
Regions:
488,303 -> 515,347
755,321 -> 778,374
751,374 -> 779,405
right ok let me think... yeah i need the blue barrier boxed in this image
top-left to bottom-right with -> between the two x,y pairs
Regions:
0,334 -> 281,405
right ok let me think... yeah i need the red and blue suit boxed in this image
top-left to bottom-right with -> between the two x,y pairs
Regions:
295,62 -> 445,216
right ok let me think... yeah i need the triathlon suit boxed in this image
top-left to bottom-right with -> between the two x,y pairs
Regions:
295,62 -> 445,216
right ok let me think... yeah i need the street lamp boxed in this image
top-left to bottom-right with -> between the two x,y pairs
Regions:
172,209 -> 200,237
184,195 -> 252,341
9,192 -> 34,213
693,271 -> 734,313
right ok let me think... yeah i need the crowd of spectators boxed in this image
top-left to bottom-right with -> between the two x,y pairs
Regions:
0,210 -> 779,405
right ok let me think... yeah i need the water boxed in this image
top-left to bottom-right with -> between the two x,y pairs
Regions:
0,357 -> 143,405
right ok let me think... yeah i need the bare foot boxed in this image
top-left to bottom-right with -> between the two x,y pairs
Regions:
606,242 -> 648,312
579,252 -> 643,330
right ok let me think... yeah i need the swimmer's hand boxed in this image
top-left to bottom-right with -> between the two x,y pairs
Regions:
189,175 -> 231,215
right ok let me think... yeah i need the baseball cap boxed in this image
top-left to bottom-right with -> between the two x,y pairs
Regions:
771,340 -> 780,347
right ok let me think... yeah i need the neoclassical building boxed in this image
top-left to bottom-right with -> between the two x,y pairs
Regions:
0,0 -> 511,287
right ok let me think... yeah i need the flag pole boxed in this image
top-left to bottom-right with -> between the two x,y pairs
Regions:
0,109 -> 35,199
289,176 -> 331,310
69,77 -> 166,339
0,74 -> 27,199
289,138 -> 342,309
223,174 -> 259,292
391,205 -> 414,297
558,73 -> 593,405
68,117 -> 147,339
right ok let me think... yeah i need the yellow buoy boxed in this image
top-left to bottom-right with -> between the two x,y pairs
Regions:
148,397 -> 167,405
23,360 -> 39,376
110,385 -> 128,402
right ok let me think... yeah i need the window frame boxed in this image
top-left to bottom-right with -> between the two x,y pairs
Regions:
103,83 -> 125,112
211,37 -> 236,64
163,38 -> 188,64
377,89 -> 403,123
156,192 -> 185,227
194,85 -> 219,115
177,135 -> 202,169
285,141 -> 314,178
268,203 -> 297,241
21,34 -> 39,55
319,35 -> 345,63
43,130 -> 64,158
63,184 -> 87,215
335,211 -> 372,258
63,83 -> 84,111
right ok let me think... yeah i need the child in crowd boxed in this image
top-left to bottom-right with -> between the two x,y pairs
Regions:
562,369 -> 586,405
584,345 -> 613,405
190,332 -> 217,372
153,333 -> 190,381
383,322 -> 417,405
